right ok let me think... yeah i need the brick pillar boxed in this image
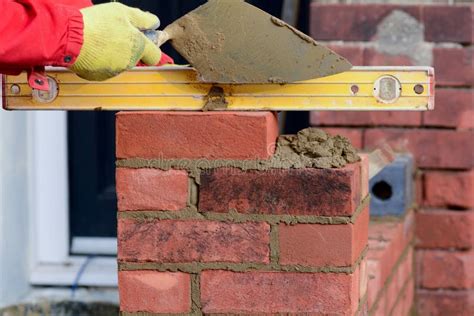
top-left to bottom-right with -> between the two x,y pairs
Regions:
115,111 -> 370,315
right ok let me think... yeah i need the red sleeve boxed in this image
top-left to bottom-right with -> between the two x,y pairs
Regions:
0,0 -> 90,73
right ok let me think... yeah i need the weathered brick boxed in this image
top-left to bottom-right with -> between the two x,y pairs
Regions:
116,168 -> 188,211
416,209 -> 474,250
423,5 -> 474,43
424,170 -> 474,209
310,4 -> 421,41
118,219 -> 270,264
312,111 -> 422,127
320,128 -> 364,149
199,163 -> 362,216
119,271 -> 191,313
279,205 -> 368,267
364,48 -> 414,66
200,270 -> 359,315
418,250 -> 474,289
417,290 -> 474,316
116,112 -> 279,160
364,129 -> 474,169
423,89 -> 474,129
327,44 -> 365,65
433,47 -> 474,87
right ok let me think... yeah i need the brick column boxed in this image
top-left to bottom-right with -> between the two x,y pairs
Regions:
115,112 -> 369,315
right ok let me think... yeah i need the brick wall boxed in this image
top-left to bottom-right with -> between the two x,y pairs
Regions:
309,3 -> 474,315
116,112 -> 369,315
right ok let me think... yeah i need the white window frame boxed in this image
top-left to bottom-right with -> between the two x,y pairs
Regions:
27,112 -> 117,287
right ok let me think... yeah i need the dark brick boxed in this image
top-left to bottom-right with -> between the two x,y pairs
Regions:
310,4 -> 421,41
423,5 -> 474,43
423,89 -> 474,129
199,163 -> 362,216
417,290 -> 474,316
434,47 -> 474,87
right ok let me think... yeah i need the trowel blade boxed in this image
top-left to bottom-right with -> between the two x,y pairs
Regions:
165,0 -> 352,84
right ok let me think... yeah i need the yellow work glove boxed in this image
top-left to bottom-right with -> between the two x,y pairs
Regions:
70,3 -> 162,81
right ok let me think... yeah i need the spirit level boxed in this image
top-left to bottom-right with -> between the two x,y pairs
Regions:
1,66 -> 434,111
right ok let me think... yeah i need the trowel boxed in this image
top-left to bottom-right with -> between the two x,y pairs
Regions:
149,0 -> 352,83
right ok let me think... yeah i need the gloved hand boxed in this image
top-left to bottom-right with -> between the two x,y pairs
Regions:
70,3 -> 162,81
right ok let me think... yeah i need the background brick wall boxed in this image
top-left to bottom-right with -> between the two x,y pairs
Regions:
309,2 -> 474,315
116,112 -> 370,315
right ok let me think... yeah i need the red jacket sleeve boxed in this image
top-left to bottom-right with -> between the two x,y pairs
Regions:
0,0 -> 91,74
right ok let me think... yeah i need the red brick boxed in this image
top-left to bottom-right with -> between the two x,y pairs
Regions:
417,290 -> 474,316
423,89 -> 474,129
200,270 -> 358,315
311,111 -> 422,127
364,48 -> 414,66
279,205 -> 369,267
319,128 -> 364,149
423,5 -> 474,43
424,170 -> 474,209
433,47 -> 474,87
310,4 -> 421,41
119,271 -> 190,313
391,278 -> 415,316
199,163 -> 362,216
327,44 -> 365,65
116,168 -> 188,212
359,153 -> 370,198
116,112 -> 279,160
367,212 -> 415,300
118,219 -> 270,264
416,209 -> 474,250
364,129 -> 474,169
418,250 -> 474,289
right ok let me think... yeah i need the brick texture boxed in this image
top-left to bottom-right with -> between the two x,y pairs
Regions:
418,250 -> 474,290
423,89 -> 474,129
416,210 -> 474,250
424,6 -> 474,43
433,47 -> 474,87
424,170 -> 474,209
119,271 -> 191,313
364,129 -> 474,169
116,168 -> 188,211
118,219 -> 270,264
310,4 -> 421,41
200,270 -> 359,315
279,206 -> 369,267
311,111 -> 422,127
417,290 -> 474,316
116,112 -> 279,160
199,163 -> 362,216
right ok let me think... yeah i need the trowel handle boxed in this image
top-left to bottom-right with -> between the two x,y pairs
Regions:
143,30 -> 170,48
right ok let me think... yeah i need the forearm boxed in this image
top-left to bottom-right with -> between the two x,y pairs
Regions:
0,0 -> 84,69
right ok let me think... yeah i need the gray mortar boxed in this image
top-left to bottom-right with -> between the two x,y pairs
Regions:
117,128 -> 361,183
374,10 -> 433,66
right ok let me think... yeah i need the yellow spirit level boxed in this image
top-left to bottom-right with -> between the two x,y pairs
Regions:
1,66 -> 434,111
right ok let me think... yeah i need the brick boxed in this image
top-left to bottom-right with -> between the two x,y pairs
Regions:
423,89 -> 474,129
417,290 -> 474,316
364,129 -> 474,169
360,259 -> 369,302
118,219 -> 270,264
119,271 -> 190,313
327,44 -> 365,65
310,4 -> 421,41
367,258 -> 382,308
116,168 -> 188,212
364,48 -> 414,66
391,278 -> 415,316
424,170 -> 474,209
279,205 -> 369,267
359,153 -> 370,198
200,271 -> 358,315
199,163 -> 362,216
116,112 -> 279,160
416,209 -> 474,250
433,47 -> 474,87
418,250 -> 474,289
423,5 -> 473,43
320,128 -> 364,149
312,111 -> 422,127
